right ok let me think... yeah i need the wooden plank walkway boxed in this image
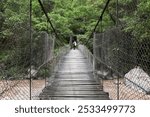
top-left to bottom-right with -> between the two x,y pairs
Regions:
39,49 -> 109,100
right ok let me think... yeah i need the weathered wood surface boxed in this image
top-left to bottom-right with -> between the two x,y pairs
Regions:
39,49 -> 109,100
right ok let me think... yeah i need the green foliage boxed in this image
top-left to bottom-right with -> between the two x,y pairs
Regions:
122,0 -> 150,41
46,0 -> 109,41
37,66 -> 51,78
0,50 -> 9,62
1,0 -> 150,77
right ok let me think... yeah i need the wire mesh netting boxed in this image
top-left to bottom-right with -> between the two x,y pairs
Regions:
92,0 -> 150,100
0,30 -> 55,99
0,0 -> 31,99
0,0 -> 69,100
1,0 -> 150,100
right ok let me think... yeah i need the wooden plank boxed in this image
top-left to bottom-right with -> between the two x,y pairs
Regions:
39,49 -> 109,100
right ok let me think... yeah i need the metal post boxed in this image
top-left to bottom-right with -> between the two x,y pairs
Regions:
116,0 -> 119,100
100,19 -> 103,76
45,20 -> 49,87
29,0 -> 32,100
100,19 -> 103,33
93,33 -> 96,75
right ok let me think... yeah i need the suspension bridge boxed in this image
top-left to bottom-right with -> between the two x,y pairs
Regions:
0,0 -> 150,100
39,48 -> 109,100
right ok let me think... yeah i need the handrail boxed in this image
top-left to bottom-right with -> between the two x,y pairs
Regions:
31,45 -> 70,77
79,44 -> 150,95
125,77 -> 150,95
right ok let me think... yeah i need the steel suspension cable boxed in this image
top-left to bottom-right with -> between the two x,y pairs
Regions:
38,0 -> 59,39
84,0 -> 111,45
38,0 -> 65,46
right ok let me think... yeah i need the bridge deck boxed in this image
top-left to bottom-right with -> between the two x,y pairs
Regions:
39,49 -> 109,100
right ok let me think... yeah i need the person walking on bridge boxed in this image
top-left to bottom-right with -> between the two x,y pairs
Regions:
73,41 -> 77,50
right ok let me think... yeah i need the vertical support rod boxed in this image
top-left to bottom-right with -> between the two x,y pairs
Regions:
100,19 -> 104,87
45,20 -> 49,87
116,0 -> 119,100
93,33 -> 96,79
100,19 -> 103,33
100,19 -> 103,72
29,0 -> 32,100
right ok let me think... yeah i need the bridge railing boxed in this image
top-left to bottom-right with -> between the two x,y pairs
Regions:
93,29 -> 150,100
78,45 -> 93,68
78,45 -> 103,85
0,0 -> 70,100
90,0 -> 150,100
0,30 -> 51,99
45,45 -> 70,87
0,1 -> 31,99
0,31 -> 69,100
80,41 -> 150,100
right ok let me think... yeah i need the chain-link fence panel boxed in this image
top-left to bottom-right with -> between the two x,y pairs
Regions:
92,0 -> 150,100
0,0 -> 55,99
0,29 -> 55,99
0,0 -> 31,99
94,28 -> 150,100
0,0 -> 70,100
